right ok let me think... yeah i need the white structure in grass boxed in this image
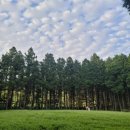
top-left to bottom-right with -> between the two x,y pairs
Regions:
86,106 -> 90,111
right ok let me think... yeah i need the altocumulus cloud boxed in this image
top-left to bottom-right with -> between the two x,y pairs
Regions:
0,0 -> 130,61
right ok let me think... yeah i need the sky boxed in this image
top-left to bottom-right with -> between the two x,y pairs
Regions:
0,0 -> 130,61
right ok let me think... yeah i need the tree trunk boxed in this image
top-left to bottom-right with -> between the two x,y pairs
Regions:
6,88 -> 14,109
117,94 -> 122,111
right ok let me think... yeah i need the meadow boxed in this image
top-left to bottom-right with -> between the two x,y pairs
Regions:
0,110 -> 130,130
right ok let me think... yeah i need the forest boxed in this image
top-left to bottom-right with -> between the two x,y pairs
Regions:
0,47 -> 130,111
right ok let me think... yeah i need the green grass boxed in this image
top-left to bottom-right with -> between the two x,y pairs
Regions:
0,110 -> 130,130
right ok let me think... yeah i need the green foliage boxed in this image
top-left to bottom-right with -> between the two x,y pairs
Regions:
123,0 -> 130,12
65,57 -> 74,89
44,53 -> 57,90
57,58 -> 66,88
0,47 -> 130,110
1,47 -> 25,88
73,60 -> 81,89
105,54 -> 128,93
89,54 -> 105,87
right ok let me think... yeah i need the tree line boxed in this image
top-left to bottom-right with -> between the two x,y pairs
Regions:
0,47 -> 130,111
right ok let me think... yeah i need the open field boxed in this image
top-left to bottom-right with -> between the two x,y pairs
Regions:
0,110 -> 130,130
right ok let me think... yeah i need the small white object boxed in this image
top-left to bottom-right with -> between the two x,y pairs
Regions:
86,106 -> 90,111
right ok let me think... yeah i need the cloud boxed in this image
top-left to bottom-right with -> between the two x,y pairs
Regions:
0,0 -> 130,61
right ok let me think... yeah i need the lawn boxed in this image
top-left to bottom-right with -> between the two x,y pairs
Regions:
0,110 -> 130,130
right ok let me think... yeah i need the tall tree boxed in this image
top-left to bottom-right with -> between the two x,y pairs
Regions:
57,58 -> 66,108
44,54 -> 57,109
65,57 -> 74,108
1,47 -> 25,109
81,59 -> 91,108
89,54 -> 105,109
24,48 -> 38,109
105,54 -> 129,110
73,60 -> 81,109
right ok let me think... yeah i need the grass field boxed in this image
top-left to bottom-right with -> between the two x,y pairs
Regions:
0,110 -> 130,130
